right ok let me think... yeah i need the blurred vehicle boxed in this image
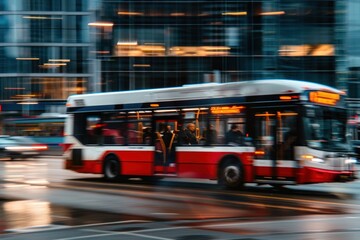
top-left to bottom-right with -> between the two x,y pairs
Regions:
64,80 -> 356,188
350,140 -> 360,164
0,136 -> 48,160
3,113 -> 66,155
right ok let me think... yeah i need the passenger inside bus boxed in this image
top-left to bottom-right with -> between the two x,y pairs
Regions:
162,125 -> 176,164
202,124 -> 218,144
162,125 -> 175,149
179,123 -> 198,145
225,124 -> 244,145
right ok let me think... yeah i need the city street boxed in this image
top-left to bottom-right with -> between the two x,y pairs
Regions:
0,157 -> 360,239
0,1 -> 359,239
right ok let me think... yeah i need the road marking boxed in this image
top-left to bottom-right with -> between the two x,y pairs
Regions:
204,215 -> 360,228
55,232 -> 121,240
125,232 -> 174,240
6,220 -> 151,234
6,157 -> 360,214
133,226 -> 187,233
71,220 -> 152,228
87,229 -> 175,240
58,228 -> 179,240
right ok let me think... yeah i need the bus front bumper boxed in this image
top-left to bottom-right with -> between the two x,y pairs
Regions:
299,166 -> 356,184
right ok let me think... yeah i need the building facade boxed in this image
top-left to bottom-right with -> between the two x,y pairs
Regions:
0,0 -> 98,116
346,0 -> 360,117
0,0 -> 358,117
96,0 -> 347,92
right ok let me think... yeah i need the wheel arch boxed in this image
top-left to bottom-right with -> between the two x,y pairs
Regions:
102,152 -> 121,168
102,152 -> 122,179
217,154 -> 245,189
217,154 -> 243,178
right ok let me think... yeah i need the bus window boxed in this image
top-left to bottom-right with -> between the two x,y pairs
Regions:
126,122 -> 138,144
254,112 -> 276,159
127,111 -> 152,145
84,112 -> 123,145
209,106 -> 246,145
102,122 -> 124,145
253,110 -> 298,160
86,116 -> 103,145
202,123 -> 218,145
304,107 -> 348,151
225,118 -> 246,145
277,111 -> 298,160
180,108 -> 208,145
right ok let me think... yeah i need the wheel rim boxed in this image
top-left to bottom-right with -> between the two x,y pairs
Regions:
105,159 -> 118,178
224,165 -> 240,184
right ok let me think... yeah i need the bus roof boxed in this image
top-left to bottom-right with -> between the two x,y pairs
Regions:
66,79 -> 344,108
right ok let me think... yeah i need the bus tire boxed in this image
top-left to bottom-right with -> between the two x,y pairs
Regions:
218,158 -> 244,189
103,155 -> 121,181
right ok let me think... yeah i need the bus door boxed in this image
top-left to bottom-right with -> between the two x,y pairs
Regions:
252,108 -> 298,184
153,116 -> 179,175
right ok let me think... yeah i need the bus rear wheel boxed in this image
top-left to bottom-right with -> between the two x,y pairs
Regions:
219,160 -> 244,189
103,155 -> 121,181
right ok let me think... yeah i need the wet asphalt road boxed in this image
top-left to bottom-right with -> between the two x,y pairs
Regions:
0,157 -> 360,239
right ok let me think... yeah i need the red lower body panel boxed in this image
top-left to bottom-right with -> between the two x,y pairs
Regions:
297,166 -> 354,184
66,149 -> 254,181
65,159 -> 102,174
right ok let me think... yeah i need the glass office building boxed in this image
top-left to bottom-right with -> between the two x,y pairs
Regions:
0,0 -> 98,116
96,0 -> 347,92
346,0 -> 360,116
0,0 -> 358,116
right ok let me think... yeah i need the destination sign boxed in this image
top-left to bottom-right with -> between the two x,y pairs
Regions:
309,91 -> 340,106
211,105 -> 244,114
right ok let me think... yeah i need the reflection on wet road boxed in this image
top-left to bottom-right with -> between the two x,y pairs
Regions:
0,199 -> 150,233
0,157 -> 360,239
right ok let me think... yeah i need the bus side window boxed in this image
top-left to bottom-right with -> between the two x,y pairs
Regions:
143,127 -> 152,144
127,122 -> 139,145
114,122 -> 127,145
202,124 -> 218,145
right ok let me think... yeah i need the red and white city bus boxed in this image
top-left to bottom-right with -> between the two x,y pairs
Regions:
63,79 -> 356,188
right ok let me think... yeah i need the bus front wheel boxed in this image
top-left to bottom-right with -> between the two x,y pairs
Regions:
103,155 -> 121,181
218,159 -> 244,189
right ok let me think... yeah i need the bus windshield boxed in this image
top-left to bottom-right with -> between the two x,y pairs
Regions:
304,106 -> 349,152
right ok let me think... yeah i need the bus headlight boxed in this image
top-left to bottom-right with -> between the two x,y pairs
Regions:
301,154 -> 325,163
311,157 -> 325,163
345,158 -> 357,164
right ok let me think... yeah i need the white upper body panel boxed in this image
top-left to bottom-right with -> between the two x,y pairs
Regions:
66,79 -> 344,108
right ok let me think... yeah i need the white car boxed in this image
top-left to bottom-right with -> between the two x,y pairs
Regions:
0,136 -> 48,160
